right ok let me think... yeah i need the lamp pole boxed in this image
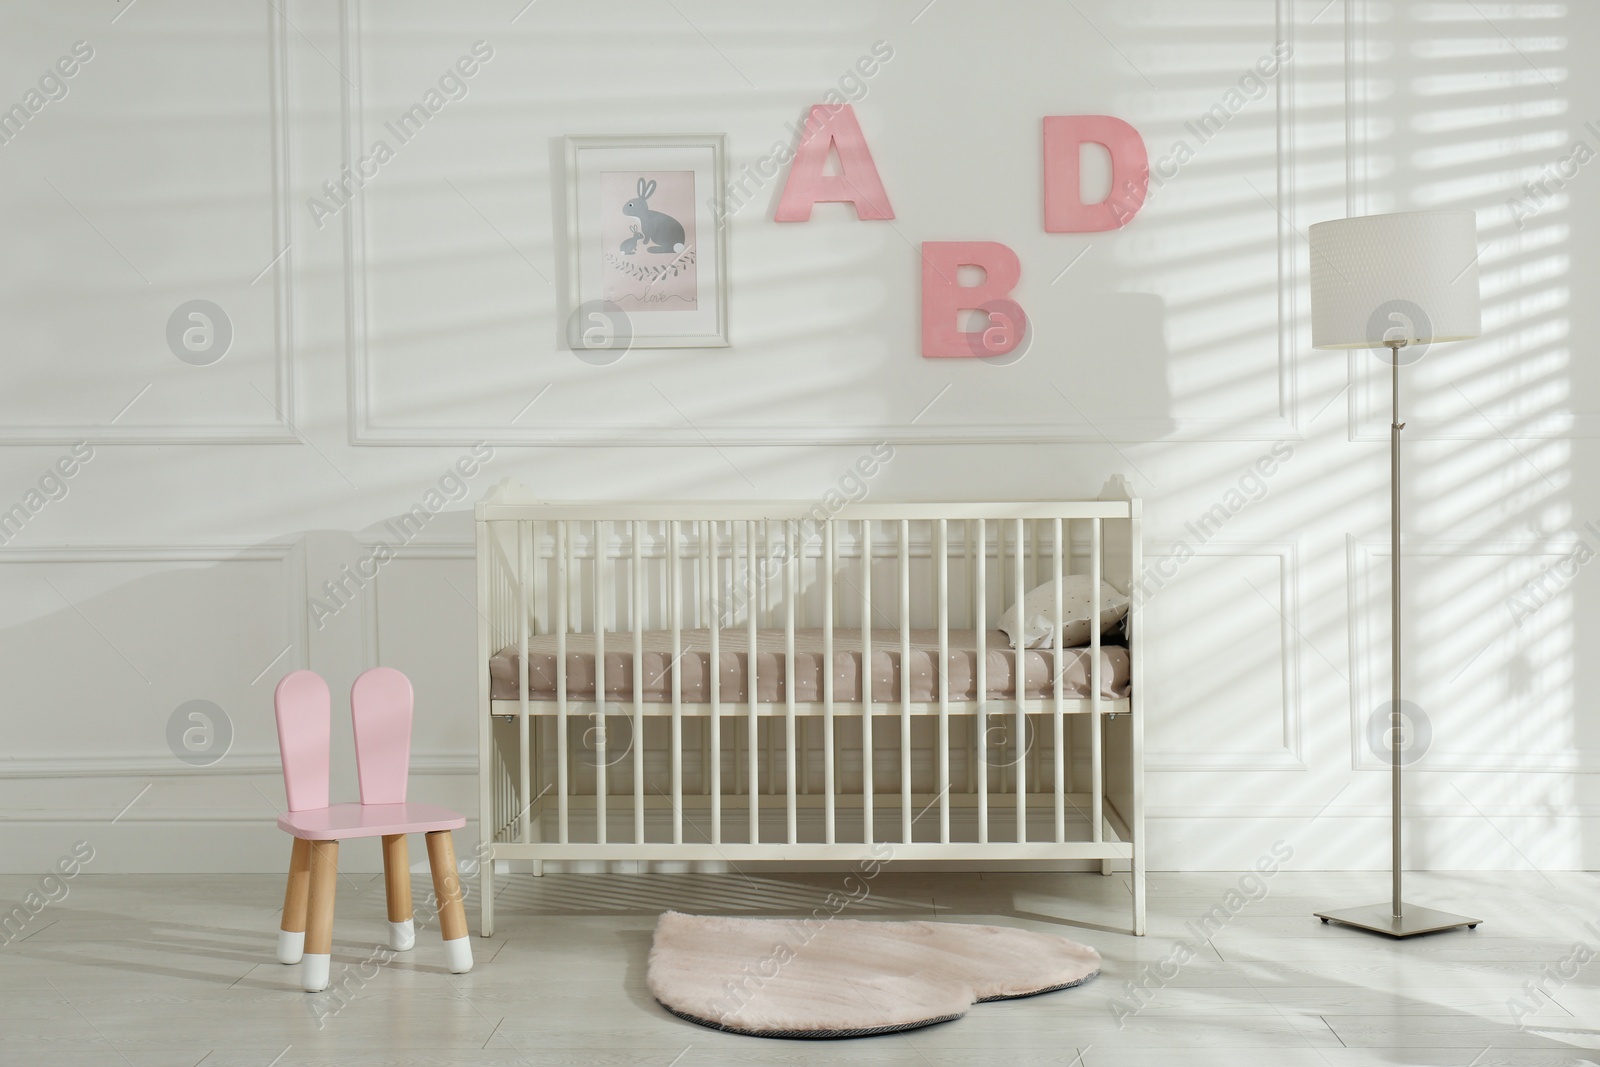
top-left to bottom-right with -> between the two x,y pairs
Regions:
1390,343 -> 1403,920
1314,342 -> 1480,937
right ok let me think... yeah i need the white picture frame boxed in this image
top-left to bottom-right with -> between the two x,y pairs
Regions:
562,134 -> 729,349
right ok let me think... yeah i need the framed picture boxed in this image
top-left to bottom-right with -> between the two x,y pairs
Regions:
563,134 -> 729,349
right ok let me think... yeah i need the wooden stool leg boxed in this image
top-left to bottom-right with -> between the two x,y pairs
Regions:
381,834 -> 414,951
426,831 -> 473,973
277,837 -> 311,964
302,839 -> 339,992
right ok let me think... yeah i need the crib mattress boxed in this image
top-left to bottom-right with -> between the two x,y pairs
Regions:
489,628 -> 1129,705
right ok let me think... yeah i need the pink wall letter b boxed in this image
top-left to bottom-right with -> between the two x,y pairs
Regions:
920,242 -> 1027,359
1043,115 -> 1148,232
775,104 -> 894,222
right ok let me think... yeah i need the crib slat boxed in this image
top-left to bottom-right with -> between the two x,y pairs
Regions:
593,520 -> 607,845
937,518 -> 950,844
632,521 -> 644,844
556,521 -> 569,844
746,519 -> 760,844
965,521 -> 976,793
799,526 -> 810,800
861,518 -> 873,845
669,520 -> 683,845
1091,517 -> 1104,850
518,521 -> 532,845
1032,518 -> 1042,593
975,517 -> 987,844
759,517 -> 770,626
692,523 -> 702,631
700,525 -> 711,800
1053,517 -> 1065,844
1014,517 -> 1026,843
823,520 -> 836,844
1031,696 -> 1043,794
765,521 -> 777,797
1026,523 -> 1044,798
899,519 -> 912,844
784,520 -> 798,844
708,520 -> 721,844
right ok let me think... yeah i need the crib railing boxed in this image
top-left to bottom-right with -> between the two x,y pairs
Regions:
475,487 -> 1145,935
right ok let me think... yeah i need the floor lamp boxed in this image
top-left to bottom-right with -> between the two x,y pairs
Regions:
1307,209 -> 1484,938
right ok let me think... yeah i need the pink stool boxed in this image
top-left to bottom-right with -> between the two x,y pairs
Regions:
273,667 -> 473,992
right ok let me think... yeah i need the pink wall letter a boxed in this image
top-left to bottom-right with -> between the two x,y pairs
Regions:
775,104 -> 895,222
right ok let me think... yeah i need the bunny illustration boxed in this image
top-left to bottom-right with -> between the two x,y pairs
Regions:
620,224 -> 645,255
622,178 -> 686,253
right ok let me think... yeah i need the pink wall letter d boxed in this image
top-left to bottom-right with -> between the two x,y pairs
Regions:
1043,115 -> 1149,232
920,242 -> 1027,359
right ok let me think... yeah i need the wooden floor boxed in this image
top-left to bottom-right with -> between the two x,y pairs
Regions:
2,868 -> 1598,1065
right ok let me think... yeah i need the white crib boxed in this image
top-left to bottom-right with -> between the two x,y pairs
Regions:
474,479 -> 1145,935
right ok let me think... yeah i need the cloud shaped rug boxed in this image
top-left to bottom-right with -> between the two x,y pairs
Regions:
647,911 -> 1101,1039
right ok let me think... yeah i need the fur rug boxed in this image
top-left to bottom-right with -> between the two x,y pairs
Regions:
647,911 -> 1101,1039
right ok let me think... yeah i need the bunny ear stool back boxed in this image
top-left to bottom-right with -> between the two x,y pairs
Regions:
275,670 -> 331,812
351,667 -> 414,806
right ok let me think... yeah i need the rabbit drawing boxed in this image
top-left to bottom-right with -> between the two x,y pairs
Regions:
622,178 -> 686,253
620,224 -> 645,255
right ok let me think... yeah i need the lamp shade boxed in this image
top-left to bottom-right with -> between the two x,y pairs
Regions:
1309,210 -> 1482,350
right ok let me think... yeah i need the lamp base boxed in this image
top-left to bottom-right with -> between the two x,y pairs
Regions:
1314,902 -> 1480,938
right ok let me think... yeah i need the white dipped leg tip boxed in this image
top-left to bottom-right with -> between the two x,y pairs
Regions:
389,919 -> 415,952
302,952 -> 331,992
277,929 -> 305,965
443,935 -> 473,974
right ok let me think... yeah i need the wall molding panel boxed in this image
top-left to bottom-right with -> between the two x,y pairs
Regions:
1341,3 -> 1582,443
2,4 -> 298,446
340,0 -> 1304,447
1143,539 -> 1306,772
1346,536 -> 1596,774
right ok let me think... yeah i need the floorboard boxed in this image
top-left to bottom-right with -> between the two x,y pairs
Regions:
0,870 -> 1596,1066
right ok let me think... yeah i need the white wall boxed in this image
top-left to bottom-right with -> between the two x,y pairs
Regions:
1,0 -> 1595,873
